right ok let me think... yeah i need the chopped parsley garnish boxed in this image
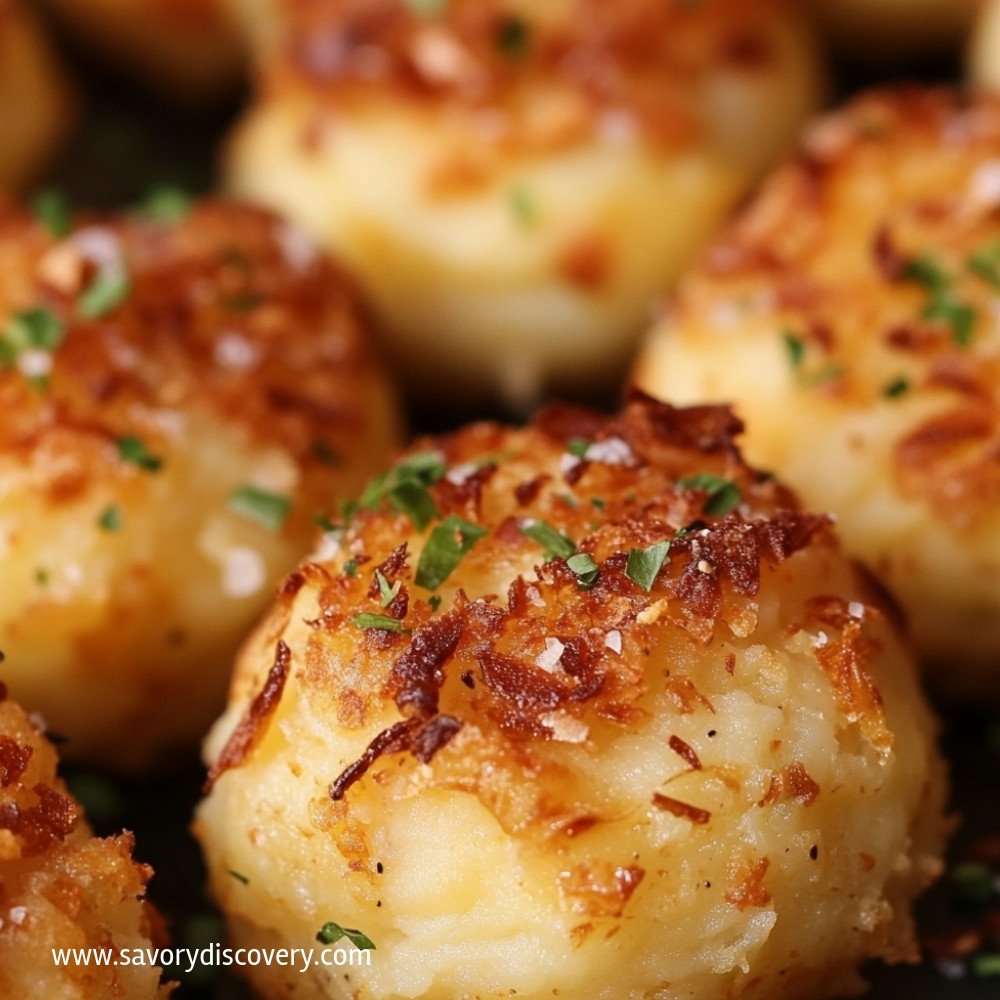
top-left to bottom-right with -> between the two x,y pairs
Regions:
32,188 -> 71,238
313,513 -> 337,533
900,253 -> 976,347
676,473 -> 741,516
226,869 -> 249,885
901,254 -> 948,293
566,551 -> 599,589
590,497 -> 606,509
950,862 -> 994,905
415,515 -> 487,590
343,558 -> 359,578
566,437 -> 590,458
625,540 -> 671,592
496,14 -> 530,57
316,922 -> 376,951
386,479 -> 439,531
428,594 -> 442,611
229,485 -> 291,530
351,612 -> 403,633
116,435 -> 163,472
883,376 -> 910,399
519,519 -> 576,561
139,185 -> 192,222
972,953 -> 1000,978
924,297 -> 975,347
35,567 -> 49,587
78,269 -> 131,320
98,504 -> 123,532
360,452 -> 445,530
509,184 -> 538,227
0,307 -> 65,373
782,330 -> 806,371
808,362 -> 845,387
968,243 -> 1000,291
375,569 -> 400,607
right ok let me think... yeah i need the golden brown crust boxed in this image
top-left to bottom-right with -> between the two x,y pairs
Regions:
269,0 -> 795,150
213,398 -> 894,838
0,690 -> 171,997
685,86 -> 1000,528
0,199 -> 382,473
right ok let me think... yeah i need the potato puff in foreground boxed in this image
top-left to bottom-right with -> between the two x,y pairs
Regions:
0,682 -> 171,998
0,0 -> 73,192
0,199 -> 400,767
42,0 -> 245,103
196,396 -> 947,1000
226,0 -> 825,409
634,87 -> 1000,700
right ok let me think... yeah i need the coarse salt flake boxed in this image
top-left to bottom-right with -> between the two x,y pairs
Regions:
222,547 -> 266,598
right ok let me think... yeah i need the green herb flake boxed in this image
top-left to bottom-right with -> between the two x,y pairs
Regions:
428,594 -> 442,611
518,519 -> 576,561
509,184 -> 538,227
98,504 -> 123,532
968,243 -> 1000,291
973,953 -> 1000,978
566,437 -> 590,458
566,551 -> 599,589
496,15 -> 530,57
882,376 -> 910,399
35,567 -> 49,587
375,569 -> 401,607
950,862 -> 995,906
1,308 -> 65,372
343,558 -> 359,578
313,513 -> 338,533
229,484 -> 291,531
676,473 -> 742,516
388,479 -> 439,531
625,540 -> 671,592
590,497 -> 606,509
78,269 -> 131,320
350,612 -> 403,633
32,188 -> 71,238
415,515 -> 488,591
116,435 -> 163,472
924,296 -> 976,347
782,330 -> 806,371
139,185 -> 192,223
901,254 -> 948,294
227,869 -> 249,885
316,922 -> 376,951
359,452 -> 445,530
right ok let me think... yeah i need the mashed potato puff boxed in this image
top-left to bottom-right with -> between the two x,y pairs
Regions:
0,199 -> 400,767
42,0 -> 244,103
0,0 -> 74,192
807,0 -> 976,61
226,0 -> 824,409
196,396 -> 947,1000
0,682 -> 171,998
634,87 -> 1000,700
